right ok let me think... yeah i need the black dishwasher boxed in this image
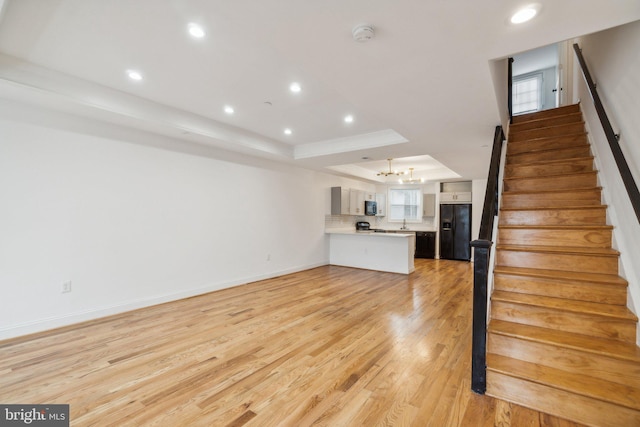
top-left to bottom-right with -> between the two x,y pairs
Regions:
415,232 -> 436,259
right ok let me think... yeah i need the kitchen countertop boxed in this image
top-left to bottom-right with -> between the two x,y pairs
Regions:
325,229 -> 413,237
325,228 -> 436,236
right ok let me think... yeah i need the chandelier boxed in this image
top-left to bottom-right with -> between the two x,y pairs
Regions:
377,158 -> 404,177
399,168 -> 425,184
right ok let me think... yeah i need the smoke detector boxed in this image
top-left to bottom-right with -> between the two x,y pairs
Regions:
352,24 -> 375,42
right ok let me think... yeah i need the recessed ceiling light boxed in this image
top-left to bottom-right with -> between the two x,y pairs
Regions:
344,115 -> 354,123
224,105 -> 234,114
284,128 -> 292,135
511,6 -> 538,24
188,23 -> 205,38
289,82 -> 301,93
127,70 -> 143,81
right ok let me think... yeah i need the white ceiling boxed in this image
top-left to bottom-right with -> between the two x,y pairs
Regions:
0,1 -> 638,183
513,44 -> 558,76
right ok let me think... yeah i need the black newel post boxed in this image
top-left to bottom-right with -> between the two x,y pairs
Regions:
470,240 -> 491,394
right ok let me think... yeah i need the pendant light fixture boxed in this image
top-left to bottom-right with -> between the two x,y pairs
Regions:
399,168 -> 425,184
377,158 -> 404,177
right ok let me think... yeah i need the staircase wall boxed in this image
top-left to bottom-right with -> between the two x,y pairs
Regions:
574,21 -> 640,344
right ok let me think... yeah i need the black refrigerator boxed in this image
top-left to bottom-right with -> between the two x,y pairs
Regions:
439,204 -> 471,261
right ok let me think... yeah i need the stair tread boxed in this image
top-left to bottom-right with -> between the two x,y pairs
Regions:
503,170 -> 598,181
509,112 -> 583,128
489,320 -> 640,363
510,121 -> 585,133
507,142 -> 588,157
507,132 -> 587,145
493,266 -> 627,286
512,104 -> 581,123
500,205 -> 607,212
499,225 -> 613,230
503,186 -> 602,195
496,244 -> 619,256
487,353 -> 640,410
491,290 -> 638,321
505,156 -> 594,167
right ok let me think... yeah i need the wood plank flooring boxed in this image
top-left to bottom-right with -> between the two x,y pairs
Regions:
0,260 -> 585,426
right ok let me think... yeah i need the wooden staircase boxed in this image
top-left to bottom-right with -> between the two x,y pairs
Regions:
486,104 -> 640,427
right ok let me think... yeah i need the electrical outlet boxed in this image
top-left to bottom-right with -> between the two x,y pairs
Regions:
62,281 -> 72,293
266,254 -> 271,261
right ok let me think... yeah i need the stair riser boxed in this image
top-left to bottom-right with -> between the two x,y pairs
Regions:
505,158 -> 593,178
507,146 -> 592,164
499,208 -> 607,226
509,113 -> 583,133
501,190 -> 602,209
496,249 -> 618,274
493,274 -> 627,305
491,301 -> 636,341
507,134 -> 587,155
488,333 -> 640,388
498,228 -> 612,248
510,122 -> 585,142
503,173 -> 598,192
512,104 -> 581,124
486,371 -> 640,427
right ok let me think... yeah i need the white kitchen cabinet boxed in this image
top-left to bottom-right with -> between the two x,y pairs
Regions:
330,187 -> 350,215
440,192 -> 471,203
423,193 -> 436,216
349,189 -> 365,215
375,193 -> 386,216
365,192 -> 375,201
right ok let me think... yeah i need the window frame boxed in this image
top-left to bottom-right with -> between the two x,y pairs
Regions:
512,71 -> 543,115
387,186 -> 423,223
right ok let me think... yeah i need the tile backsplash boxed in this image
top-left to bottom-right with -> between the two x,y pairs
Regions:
324,215 -> 367,229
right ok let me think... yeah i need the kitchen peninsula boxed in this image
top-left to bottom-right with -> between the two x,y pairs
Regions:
326,230 -> 415,274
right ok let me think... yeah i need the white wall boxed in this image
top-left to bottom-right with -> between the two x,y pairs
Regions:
574,20 -> 640,343
0,102 -> 365,340
471,179 -> 488,241
489,58 -> 511,134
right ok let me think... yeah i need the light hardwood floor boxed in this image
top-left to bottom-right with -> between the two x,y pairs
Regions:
0,260 -> 586,426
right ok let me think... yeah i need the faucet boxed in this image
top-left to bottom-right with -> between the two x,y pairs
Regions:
401,219 -> 408,230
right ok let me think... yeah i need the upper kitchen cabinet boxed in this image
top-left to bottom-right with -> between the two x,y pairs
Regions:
423,193 -> 436,217
440,181 -> 472,204
349,189 -> 365,215
331,187 -> 350,215
376,193 -> 386,216
439,192 -> 472,203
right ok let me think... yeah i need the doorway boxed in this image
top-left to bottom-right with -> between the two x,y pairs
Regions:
511,43 -> 564,115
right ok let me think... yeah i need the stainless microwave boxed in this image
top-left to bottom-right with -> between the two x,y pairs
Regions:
365,200 -> 377,216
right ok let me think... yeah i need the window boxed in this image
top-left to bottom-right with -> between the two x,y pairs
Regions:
388,187 -> 422,222
512,72 -> 543,115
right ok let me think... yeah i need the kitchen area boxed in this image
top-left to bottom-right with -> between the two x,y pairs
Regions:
325,181 -> 475,274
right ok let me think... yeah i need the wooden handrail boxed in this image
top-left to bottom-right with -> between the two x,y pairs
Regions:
470,125 -> 504,394
478,126 -> 505,240
573,43 -> 640,224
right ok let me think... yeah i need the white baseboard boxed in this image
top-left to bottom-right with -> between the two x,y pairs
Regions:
0,261 -> 329,341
